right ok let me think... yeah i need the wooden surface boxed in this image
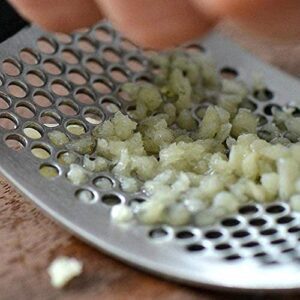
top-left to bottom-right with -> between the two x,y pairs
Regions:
2,23 -> 300,300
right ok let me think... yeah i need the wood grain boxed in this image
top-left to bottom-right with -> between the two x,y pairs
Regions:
2,23 -> 300,300
0,176 -> 241,300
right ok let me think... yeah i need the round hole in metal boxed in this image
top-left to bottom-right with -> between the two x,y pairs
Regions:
185,43 -> 205,54
128,198 -> 146,207
284,131 -> 299,143
126,105 -> 136,118
271,238 -> 286,245
31,144 -> 51,159
26,70 -> 45,87
277,216 -> 295,224
93,176 -> 113,190
94,26 -> 113,43
37,37 -> 57,54
215,243 -> 232,251
152,66 -> 163,78
101,194 -> 122,206
288,226 -> 300,233
83,108 -> 103,125
67,69 -> 87,85
75,189 -> 96,204
93,79 -> 113,94
75,88 -> 95,104
33,90 -> 53,107
254,252 -> 268,258
0,94 -> 11,109
264,104 -> 281,116
51,80 -> 70,96
220,67 -> 238,79
221,218 -> 240,227
242,241 -> 260,248
195,104 -> 210,120
102,47 -> 120,63
78,37 -> 95,53
57,99 -> 79,116
232,230 -> 250,239
54,32 -> 72,44
143,50 -> 159,61
205,230 -> 223,239
118,89 -> 133,102
126,56 -> 145,72
126,57 -> 145,72
260,228 -> 278,236
43,59 -> 63,75
239,205 -> 259,215
134,74 -> 151,84
282,248 -> 295,254
85,58 -> 103,74
40,111 -> 61,128
23,123 -> 43,139
257,129 -> 273,142
290,106 -> 300,117
249,218 -> 267,227
256,114 -> 268,126
110,67 -> 128,83
19,48 -> 39,65
0,113 -> 18,130
65,120 -> 87,135
2,58 -> 21,76
39,164 -> 59,178
239,98 -> 257,111
149,227 -> 169,239
61,49 -> 80,64
15,102 -> 36,119
7,81 -> 27,98
4,134 -> 26,151
120,38 -> 138,51
224,254 -> 242,261
176,230 -> 195,239
186,244 -> 205,252
266,204 -> 286,214
101,98 -> 120,113
75,27 -> 89,33
253,88 -> 274,102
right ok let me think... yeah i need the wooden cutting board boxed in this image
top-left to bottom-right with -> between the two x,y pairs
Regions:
1,22 -> 300,300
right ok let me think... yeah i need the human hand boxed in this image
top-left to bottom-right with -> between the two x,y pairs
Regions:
7,0 -> 300,49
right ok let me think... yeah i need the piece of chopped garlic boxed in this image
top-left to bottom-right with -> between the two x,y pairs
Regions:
47,256 -> 83,289
111,204 -> 133,223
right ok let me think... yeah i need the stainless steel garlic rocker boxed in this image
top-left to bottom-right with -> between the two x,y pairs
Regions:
1,2 -> 300,292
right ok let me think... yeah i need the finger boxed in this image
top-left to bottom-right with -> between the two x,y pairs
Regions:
193,0 -> 300,41
7,0 -> 102,32
96,0 -> 216,49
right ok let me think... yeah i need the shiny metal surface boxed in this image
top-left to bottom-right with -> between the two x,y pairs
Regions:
1,23 -> 300,291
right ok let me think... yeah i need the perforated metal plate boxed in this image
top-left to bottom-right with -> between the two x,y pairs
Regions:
1,22 -> 300,292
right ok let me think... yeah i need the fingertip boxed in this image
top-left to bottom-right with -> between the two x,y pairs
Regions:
7,0 -> 102,33
192,0 -> 262,16
122,21 -> 215,50
193,0 -> 300,43
97,0 -> 216,49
